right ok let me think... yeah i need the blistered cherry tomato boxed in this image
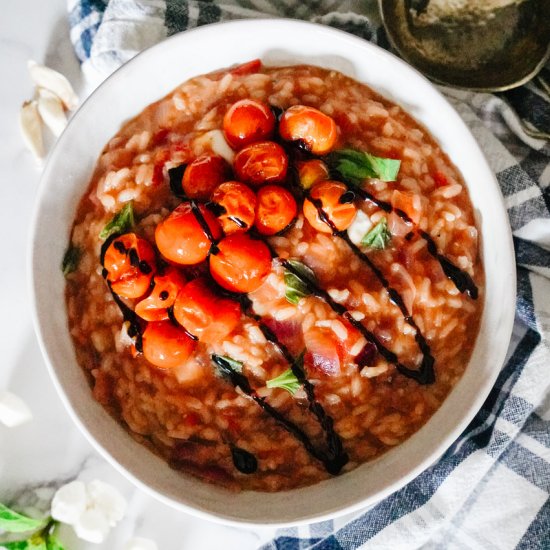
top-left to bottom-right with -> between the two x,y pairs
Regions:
233,141 -> 288,187
155,203 -> 222,265
135,268 -> 186,322
182,155 -> 231,200
142,321 -> 196,370
173,278 -> 241,344
211,181 -> 256,234
254,185 -> 297,236
279,105 -> 338,155
209,233 -> 272,293
297,159 -> 330,189
223,99 -> 275,150
103,233 -> 156,299
303,181 -> 357,233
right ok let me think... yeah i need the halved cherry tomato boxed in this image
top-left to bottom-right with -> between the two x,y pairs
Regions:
103,233 -> 156,299
278,105 -> 338,155
173,278 -> 241,344
135,268 -> 187,321
223,99 -> 275,150
209,233 -> 272,293
155,202 -> 222,265
303,181 -> 357,233
142,321 -> 196,370
182,155 -> 231,200
254,185 -> 297,236
297,159 -> 330,190
233,141 -> 288,187
304,326 -> 342,376
211,181 -> 256,234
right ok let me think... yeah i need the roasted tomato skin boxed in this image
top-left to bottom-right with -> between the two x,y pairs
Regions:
297,159 -> 330,189
233,141 -> 288,187
223,99 -> 275,150
135,268 -> 186,321
155,202 -> 222,265
303,180 -> 357,233
209,233 -> 272,293
182,155 -> 231,200
211,181 -> 257,234
278,105 -> 338,155
103,233 -> 156,299
254,185 -> 297,236
173,278 -> 241,344
142,321 -> 196,370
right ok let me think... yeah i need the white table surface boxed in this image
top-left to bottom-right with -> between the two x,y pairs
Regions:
0,2 -> 281,548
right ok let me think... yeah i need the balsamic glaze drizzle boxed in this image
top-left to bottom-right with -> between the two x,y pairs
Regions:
305,196 -> 435,384
344,185 -> 479,299
212,355 -> 348,474
99,233 -> 146,352
167,165 -> 187,199
230,446 -> 258,474
189,200 -> 220,255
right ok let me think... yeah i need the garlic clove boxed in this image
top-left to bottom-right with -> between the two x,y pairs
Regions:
74,507 -> 111,544
37,88 -> 67,137
123,537 -> 159,550
86,480 -> 127,527
51,480 -> 88,525
27,60 -> 78,111
0,390 -> 33,427
19,100 -> 44,160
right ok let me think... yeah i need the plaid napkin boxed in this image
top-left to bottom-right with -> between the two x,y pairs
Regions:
68,1 -> 550,548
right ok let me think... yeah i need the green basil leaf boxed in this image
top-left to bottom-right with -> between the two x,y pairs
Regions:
211,355 -> 243,375
266,368 -> 301,395
0,504 -> 47,534
99,201 -> 135,239
61,245 -> 81,276
45,533 -> 65,550
284,260 -> 316,305
328,149 -> 401,184
1,533 -> 48,550
361,218 -> 391,250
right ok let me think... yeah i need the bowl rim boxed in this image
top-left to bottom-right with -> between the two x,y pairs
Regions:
28,17 -> 516,527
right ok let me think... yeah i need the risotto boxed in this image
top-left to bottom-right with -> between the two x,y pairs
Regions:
64,61 -> 483,492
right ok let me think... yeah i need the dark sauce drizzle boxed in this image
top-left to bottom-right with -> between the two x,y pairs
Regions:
212,355 -> 347,475
305,196 -> 435,384
99,233 -> 145,352
341,184 -> 479,299
230,445 -> 258,474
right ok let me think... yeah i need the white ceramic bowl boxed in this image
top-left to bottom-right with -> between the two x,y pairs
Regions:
30,19 -> 515,526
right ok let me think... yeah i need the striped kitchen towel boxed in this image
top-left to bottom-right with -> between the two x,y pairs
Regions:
68,1 -> 550,548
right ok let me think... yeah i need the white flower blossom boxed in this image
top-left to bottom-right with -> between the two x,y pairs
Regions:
51,480 -> 87,525
50,479 -> 127,544
0,390 -> 33,427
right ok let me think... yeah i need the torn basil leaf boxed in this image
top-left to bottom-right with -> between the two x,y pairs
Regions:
0,503 -> 47,533
211,354 -> 243,376
99,201 -> 135,239
61,244 -> 81,276
284,260 -> 316,305
361,218 -> 391,250
266,368 -> 301,395
328,149 -> 401,184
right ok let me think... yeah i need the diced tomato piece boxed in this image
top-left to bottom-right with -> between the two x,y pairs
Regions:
391,190 -> 423,225
433,171 -> 449,187
304,327 -> 342,376
229,59 -> 262,76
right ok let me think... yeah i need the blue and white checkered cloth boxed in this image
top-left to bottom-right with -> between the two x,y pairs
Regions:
68,1 -> 550,548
